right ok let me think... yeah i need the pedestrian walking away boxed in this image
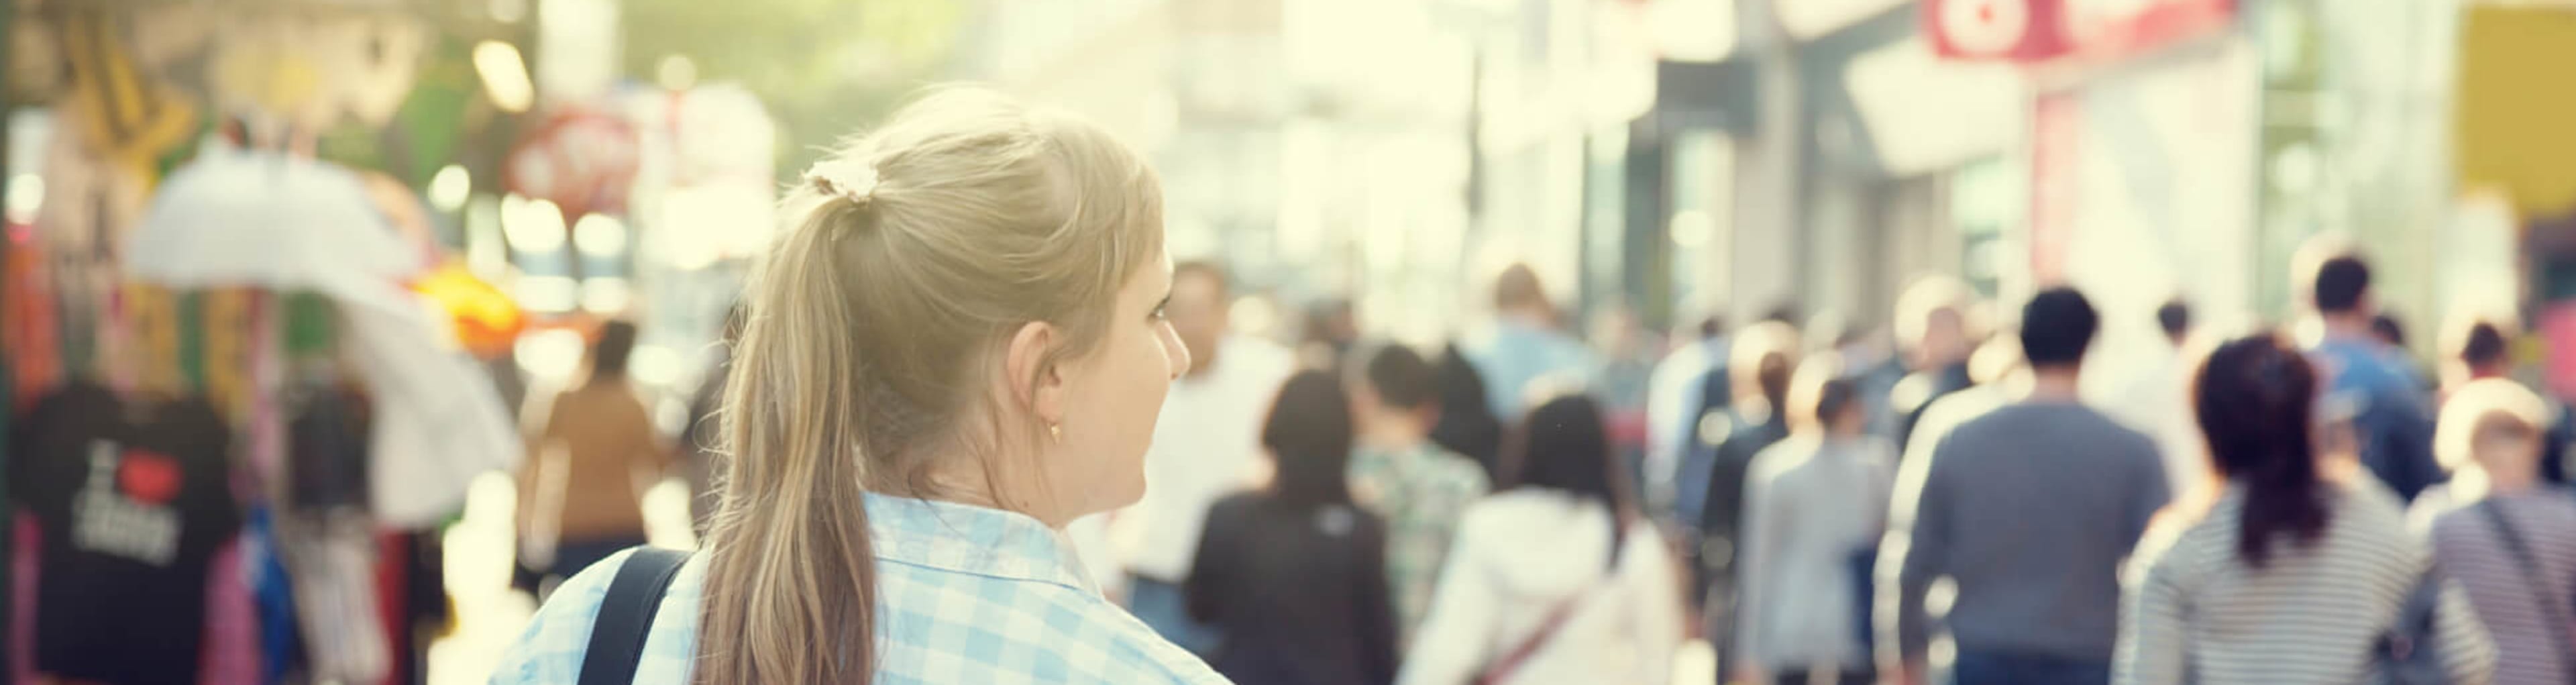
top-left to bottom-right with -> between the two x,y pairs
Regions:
2114,333 -> 2494,685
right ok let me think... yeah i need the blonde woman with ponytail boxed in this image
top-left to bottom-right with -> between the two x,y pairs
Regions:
492,88 -> 1220,684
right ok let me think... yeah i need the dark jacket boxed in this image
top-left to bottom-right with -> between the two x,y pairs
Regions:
1700,411 -> 1791,578
1894,362 -> 1974,458
1187,493 -> 1399,685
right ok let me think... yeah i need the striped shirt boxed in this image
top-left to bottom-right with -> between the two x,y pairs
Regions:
2114,478 -> 2496,685
489,494 -> 1229,684
2416,486 -> 2576,685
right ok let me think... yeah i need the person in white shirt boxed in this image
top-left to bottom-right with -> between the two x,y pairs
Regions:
2104,299 -> 2212,498
1400,394 -> 1681,685
1646,314 -> 1728,516
1112,260 -> 1293,655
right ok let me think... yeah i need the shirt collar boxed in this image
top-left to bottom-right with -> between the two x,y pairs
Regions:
1357,441 -> 1441,469
863,493 -> 1095,594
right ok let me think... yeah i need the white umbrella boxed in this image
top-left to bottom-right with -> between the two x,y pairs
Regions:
127,146 -> 420,288
126,146 -> 517,527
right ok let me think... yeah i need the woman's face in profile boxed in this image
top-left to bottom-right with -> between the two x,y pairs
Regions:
1046,253 -> 1190,518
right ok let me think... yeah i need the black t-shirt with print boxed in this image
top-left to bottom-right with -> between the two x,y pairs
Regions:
10,382 -> 241,684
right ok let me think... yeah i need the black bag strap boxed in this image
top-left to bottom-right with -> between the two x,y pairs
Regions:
577,547 -> 692,685
2475,499 -> 2576,684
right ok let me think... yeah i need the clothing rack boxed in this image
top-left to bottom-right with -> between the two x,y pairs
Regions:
0,13 -> 486,685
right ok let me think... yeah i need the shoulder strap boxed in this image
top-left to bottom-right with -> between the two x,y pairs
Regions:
1479,535 -> 1635,685
2475,500 -> 2576,684
578,547 -> 692,685
1474,584 -> 1596,685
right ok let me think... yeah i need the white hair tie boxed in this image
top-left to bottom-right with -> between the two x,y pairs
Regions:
805,159 -> 881,205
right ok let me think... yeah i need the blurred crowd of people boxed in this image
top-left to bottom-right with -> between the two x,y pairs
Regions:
508,240 -> 2576,685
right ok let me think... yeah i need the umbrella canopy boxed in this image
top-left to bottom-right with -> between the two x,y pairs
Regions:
127,147 -> 421,289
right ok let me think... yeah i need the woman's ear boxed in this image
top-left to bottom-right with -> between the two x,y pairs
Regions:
1004,321 -> 1067,425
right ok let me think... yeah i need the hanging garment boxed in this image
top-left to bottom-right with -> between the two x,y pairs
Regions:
58,7 -> 201,185
202,537 -> 260,685
4,221 -> 64,403
13,515 -> 39,685
37,111 -> 151,381
244,507 -> 305,685
275,511 -> 389,684
286,384 -> 372,511
9,382 -> 241,685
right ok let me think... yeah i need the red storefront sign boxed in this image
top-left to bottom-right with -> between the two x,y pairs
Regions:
2028,93 -> 2080,286
1927,0 -> 2071,60
1927,0 -> 2235,62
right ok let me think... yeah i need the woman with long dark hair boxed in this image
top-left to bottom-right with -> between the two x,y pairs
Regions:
1187,370 -> 1399,684
2114,334 -> 2492,684
1400,394 -> 1681,685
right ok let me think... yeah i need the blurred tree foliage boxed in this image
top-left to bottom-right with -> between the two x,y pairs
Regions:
621,0 -> 970,176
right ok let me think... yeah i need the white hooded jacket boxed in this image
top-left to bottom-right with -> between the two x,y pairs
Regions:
1399,490 -> 1682,685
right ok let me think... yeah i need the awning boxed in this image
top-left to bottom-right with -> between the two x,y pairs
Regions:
1846,36 -> 2025,174
1652,58 -> 1760,135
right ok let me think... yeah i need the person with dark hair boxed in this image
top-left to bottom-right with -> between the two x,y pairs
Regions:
1346,343 -> 1491,643
1429,344 -> 1505,479
2114,335 -> 2493,684
2461,315 -> 2570,490
1882,287 -> 2169,685
1690,321 -> 1804,533
1888,277 -> 1978,457
1898,335 -> 2029,475
2373,312 -> 2410,350
1690,321 -> 1801,679
2443,316 -> 2512,395
2156,299 -> 2192,346
2375,311 -> 2440,392
1464,263 -> 1599,420
1298,298 -> 1361,370
2109,297 -> 2210,497
1120,258 -> 1295,654
1401,394 -> 1681,684
2300,253 -> 2445,502
2445,315 -> 2576,487
678,303 -> 749,537
1734,356 -> 1894,685
1187,371 -> 1399,685
515,319 -> 673,586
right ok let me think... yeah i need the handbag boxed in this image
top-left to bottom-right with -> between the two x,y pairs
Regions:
2370,566 -> 2452,685
2475,499 -> 2576,684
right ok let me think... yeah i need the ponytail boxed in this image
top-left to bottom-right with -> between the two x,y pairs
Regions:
2194,335 -> 2330,568
689,88 -> 1165,684
695,202 -> 883,684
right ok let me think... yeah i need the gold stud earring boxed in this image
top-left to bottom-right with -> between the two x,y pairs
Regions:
1049,423 -> 1063,443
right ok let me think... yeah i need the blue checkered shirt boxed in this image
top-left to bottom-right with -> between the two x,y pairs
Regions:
490,494 -> 1231,684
